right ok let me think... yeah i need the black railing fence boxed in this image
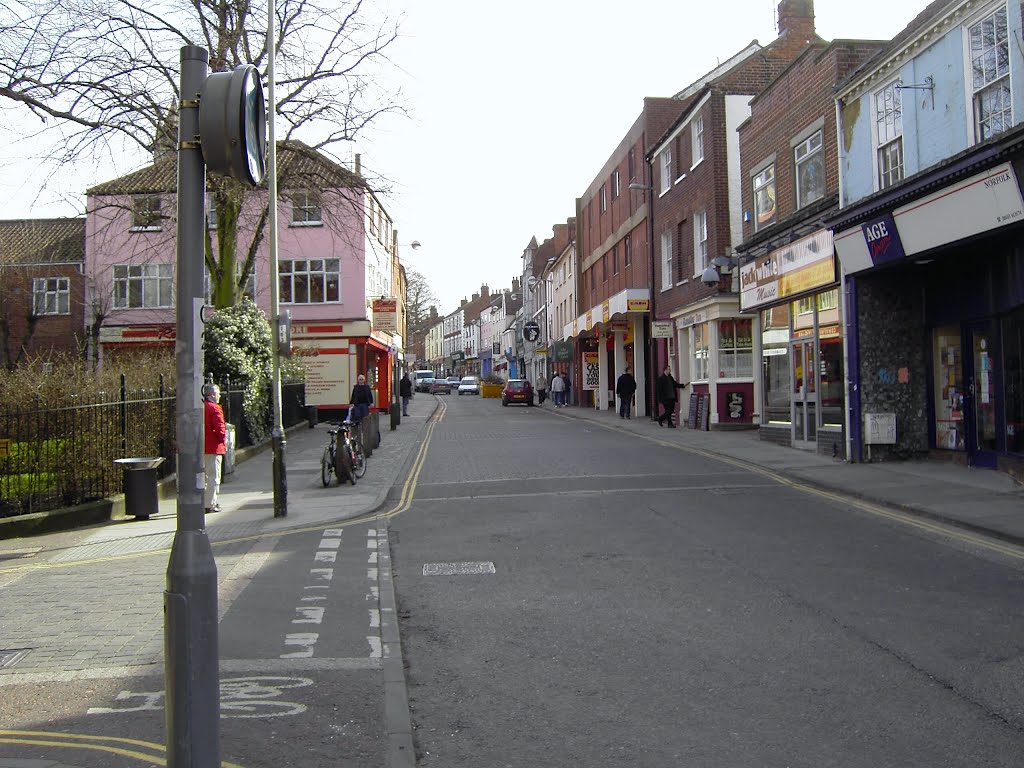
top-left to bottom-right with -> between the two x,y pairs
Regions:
0,375 -> 306,519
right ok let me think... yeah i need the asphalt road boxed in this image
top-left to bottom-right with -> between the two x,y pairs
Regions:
389,394 -> 1024,767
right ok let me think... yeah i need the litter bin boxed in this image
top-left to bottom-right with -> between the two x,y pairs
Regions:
360,416 -> 374,458
369,411 -> 381,449
307,405 -> 318,428
222,423 -> 236,477
114,457 -> 165,520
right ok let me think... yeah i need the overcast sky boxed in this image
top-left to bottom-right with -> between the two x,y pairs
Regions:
1,0 -> 919,314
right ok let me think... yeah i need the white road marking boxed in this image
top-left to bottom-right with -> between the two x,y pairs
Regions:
293,606 -> 325,624
368,608 -> 380,628
281,633 -> 318,658
309,568 -> 333,582
314,550 -> 337,562
319,537 -> 342,549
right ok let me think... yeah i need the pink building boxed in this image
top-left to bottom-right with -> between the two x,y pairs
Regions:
84,143 -> 406,410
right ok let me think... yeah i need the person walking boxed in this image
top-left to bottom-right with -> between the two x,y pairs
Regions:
656,365 -> 689,428
537,375 -> 548,405
350,373 -> 374,421
399,372 -> 413,417
203,383 -> 227,513
550,370 -> 566,407
616,365 -> 637,419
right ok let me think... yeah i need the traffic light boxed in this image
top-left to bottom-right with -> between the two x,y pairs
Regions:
199,65 -> 267,186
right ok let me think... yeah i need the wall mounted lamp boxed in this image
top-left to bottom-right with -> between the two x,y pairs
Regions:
700,253 -> 742,287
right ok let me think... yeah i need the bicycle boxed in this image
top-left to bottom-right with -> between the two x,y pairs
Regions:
320,420 -> 365,487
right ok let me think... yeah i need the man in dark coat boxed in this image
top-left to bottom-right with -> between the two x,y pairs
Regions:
399,373 -> 413,417
350,374 -> 374,421
656,366 -> 688,428
615,365 -> 637,419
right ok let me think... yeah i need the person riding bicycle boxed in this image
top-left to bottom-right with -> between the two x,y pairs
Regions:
349,373 -> 373,422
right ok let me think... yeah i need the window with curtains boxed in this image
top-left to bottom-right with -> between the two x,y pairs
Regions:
113,263 -> 173,308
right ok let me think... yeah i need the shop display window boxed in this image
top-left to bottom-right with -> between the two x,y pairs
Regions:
718,318 -> 753,378
932,325 -> 965,451
1002,308 -> 1023,455
819,334 -> 844,426
761,306 -> 791,424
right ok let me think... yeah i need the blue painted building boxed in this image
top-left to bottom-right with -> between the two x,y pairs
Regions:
829,0 -> 1024,478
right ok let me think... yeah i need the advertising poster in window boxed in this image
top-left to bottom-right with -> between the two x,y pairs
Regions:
583,351 -> 600,390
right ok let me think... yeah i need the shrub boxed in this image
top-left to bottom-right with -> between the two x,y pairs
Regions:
203,298 -> 273,443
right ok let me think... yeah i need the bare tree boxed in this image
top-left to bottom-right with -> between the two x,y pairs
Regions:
405,269 -> 439,339
0,0 -> 405,308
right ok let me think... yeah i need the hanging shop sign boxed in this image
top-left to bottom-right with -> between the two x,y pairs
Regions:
652,321 -> 674,338
522,321 -> 541,342
626,298 -> 650,311
371,298 -> 398,335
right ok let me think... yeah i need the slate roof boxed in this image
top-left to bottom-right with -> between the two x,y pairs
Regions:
0,218 -> 85,265
86,141 -> 361,196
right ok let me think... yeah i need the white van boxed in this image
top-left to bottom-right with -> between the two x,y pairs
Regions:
413,370 -> 435,393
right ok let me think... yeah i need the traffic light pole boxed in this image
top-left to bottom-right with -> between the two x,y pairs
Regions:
165,45 -> 221,768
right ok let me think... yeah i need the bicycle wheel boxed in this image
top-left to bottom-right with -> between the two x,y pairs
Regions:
321,447 -> 334,487
353,443 -> 367,479
335,439 -> 353,485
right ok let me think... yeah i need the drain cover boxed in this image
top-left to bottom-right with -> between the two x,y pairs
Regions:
422,562 -> 495,576
0,648 -> 32,668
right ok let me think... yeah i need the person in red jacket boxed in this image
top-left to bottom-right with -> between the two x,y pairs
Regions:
203,383 -> 227,513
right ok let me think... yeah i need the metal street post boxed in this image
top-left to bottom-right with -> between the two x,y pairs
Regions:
165,44 -> 220,768
267,0 -> 287,517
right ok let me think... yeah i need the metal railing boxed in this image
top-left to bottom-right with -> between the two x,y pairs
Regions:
0,375 -> 307,519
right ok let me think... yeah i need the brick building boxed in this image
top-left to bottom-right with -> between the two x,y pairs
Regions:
644,0 -> 822,429
735,38 -> 887,455
0,218 -> 87,367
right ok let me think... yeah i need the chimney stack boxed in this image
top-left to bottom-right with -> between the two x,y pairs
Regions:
481,284 -> 490,297
777,0 -> 814,40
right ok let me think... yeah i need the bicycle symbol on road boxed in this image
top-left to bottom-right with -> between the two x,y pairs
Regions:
87,676 -> 311,719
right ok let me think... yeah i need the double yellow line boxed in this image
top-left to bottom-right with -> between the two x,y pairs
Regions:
377,398 -> 445,520
0,730 -> 243,767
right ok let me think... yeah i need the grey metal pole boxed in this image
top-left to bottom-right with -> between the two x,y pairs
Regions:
267,0 -> 287,517
165,45 -> 220,768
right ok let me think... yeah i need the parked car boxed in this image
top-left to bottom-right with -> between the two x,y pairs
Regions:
501,379 -> 533,406
458,376 -> 480,395
430,378 -> 452,395
414,370 -> 435,393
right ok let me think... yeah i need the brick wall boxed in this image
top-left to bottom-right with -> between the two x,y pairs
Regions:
0,264 -> 86,366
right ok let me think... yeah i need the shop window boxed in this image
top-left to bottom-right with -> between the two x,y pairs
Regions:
692,322 -> 709,381
933,325 -> 966,451
819,335 -> 844,426
761,306 -> 791,424
718,318 -> 753,378
1004,307 -> 1024,455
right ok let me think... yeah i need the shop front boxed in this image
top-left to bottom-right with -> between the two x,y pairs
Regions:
570,289 -> 651,415
291,320 -> 397,417
832,158 -> 1024,478
739,228 -> 843,452
672,303 -> 755,430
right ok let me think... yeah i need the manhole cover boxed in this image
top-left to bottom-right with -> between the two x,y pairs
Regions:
0,648 -> 32,668
422,562 -> 496,576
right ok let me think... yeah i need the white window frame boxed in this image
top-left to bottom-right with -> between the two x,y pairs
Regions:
693,210 -> 708,276
32,277 -> 70,315
611,169 -> 620,199
752,163 -> 777,231
691,115 -> 705,168
691,322 -> 710,382
660,230 -> 673,291
113,263 -> 174,309
279,258 -> 341,304
966,3 -> 1012,143
794,129 -> 825,208
599,184 -> 607,213
130,195 -> 162,232
717,318 -> 754,378
659,148 -> 673,195
873,79 -> 904,191
291,190 -> 322,226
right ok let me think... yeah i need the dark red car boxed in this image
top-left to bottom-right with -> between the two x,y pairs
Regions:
501,379 -> 534,406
